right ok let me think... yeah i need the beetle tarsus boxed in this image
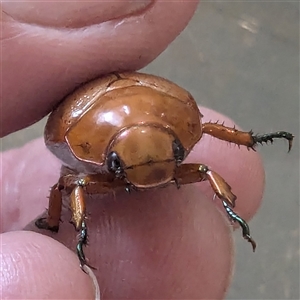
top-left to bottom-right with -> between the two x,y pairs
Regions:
77,220 -> 89,268
222,201 -> 256,251
77,220 -> 96,271
252,131 -> 294,152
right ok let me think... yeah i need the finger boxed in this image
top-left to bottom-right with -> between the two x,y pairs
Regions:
0,231 -> 95,299
0,107 -> 264,233
1,1 -> 199,136
0,138 -> 60,233
25,185 -> 234,299
1,107 -> 264,299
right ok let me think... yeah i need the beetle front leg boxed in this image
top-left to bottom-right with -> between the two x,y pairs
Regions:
174,163 -> 237,207
69,184 -> 92,269
174,163 -> 256,250
35,183 -> 63,232
202,122 -> 294,151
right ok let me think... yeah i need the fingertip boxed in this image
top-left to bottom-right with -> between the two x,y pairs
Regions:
1,231 -> 95,299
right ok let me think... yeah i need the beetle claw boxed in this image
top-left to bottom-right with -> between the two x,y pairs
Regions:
35,217 -> 59,233
125,185 -> 132,193
174,177 -> 181,189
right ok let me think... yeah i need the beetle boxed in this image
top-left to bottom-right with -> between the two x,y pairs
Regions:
36,72 -> 294,269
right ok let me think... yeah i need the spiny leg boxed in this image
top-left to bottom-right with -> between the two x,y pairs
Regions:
222,200 -> 256,251
174,163 -> 257,249
35,183 -> 63,232
202,122 -> 294,151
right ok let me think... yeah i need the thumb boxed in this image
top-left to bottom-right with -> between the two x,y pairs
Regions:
1,1 -> 199,136
0,231 -> 96,299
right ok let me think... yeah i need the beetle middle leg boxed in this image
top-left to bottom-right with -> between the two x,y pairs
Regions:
174,163 -> 256,250
202,122 -> 294,151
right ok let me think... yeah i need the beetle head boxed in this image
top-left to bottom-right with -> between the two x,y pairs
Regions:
106,125 -> 185,189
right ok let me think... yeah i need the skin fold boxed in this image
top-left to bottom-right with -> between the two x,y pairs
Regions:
0,1 -> 264,299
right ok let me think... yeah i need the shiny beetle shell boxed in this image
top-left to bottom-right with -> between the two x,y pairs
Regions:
45,72 -> 203,188
38,71 -> 294,269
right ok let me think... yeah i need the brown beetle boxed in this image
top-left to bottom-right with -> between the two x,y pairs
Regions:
36,72 -> 294,269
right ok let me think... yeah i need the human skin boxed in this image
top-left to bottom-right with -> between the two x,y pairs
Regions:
0,1 -> 264,299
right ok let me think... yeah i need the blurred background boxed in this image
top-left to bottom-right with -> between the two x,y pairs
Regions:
2,2 -> 299,299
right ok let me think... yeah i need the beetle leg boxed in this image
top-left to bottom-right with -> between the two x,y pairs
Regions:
202,122 -> 294,151
222,200 -> 256,251
174,163 -> 256,250
69,184 -> 94,270
35,183 -> 63,232
174,163 -> 237,207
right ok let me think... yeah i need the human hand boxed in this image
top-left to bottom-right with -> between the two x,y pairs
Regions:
1,2 -> 264,299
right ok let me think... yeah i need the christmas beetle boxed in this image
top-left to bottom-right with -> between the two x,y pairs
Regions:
36,72 -> 294,269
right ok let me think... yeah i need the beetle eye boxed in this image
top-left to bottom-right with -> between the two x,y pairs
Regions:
172,139 -> 185,164
107,151 -> 123,173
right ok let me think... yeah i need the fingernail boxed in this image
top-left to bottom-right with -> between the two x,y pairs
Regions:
82,265 -> 101,300
2,1 -> 153,28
